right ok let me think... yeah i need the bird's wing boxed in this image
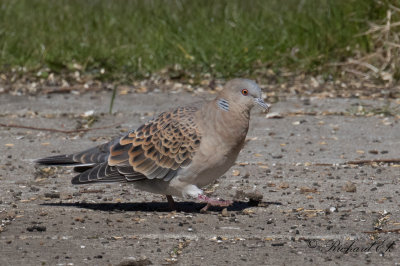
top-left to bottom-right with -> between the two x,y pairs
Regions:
71,106 -> 202,184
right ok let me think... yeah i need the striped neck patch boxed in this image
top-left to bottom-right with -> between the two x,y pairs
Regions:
217,98 -> 229,111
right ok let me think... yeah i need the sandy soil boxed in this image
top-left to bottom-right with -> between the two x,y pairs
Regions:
0,90 -> 399,265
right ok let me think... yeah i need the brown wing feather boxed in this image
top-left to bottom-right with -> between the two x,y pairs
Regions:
108,106 -> 201,180
38,106 -> 202,184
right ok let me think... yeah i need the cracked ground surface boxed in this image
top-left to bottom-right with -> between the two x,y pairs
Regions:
0,91 -> 399,265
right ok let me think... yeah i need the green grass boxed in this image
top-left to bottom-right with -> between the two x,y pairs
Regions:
0,0 -> 388,79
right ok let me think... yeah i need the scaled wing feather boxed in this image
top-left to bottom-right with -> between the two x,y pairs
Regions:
108,106 -> 202,181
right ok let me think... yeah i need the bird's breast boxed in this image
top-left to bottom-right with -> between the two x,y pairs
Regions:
179,131 -> 246,188
179,103 -> 250,187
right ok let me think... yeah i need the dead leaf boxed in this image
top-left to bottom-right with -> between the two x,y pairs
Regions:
266,112 -> 283,119
279,182 -> 289,189
300,187 -> 318,193
343,182 -> 357,192
232,170 -> 240,176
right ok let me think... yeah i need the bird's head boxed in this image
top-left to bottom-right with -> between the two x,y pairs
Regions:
218,79 -> 270,112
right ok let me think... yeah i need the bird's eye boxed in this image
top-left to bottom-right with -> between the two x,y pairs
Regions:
241,89 -> 248,96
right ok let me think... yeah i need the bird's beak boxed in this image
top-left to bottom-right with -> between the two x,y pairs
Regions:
254,98 -> 270,112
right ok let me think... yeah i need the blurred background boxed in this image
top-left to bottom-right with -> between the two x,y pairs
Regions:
0,0 -> 399,93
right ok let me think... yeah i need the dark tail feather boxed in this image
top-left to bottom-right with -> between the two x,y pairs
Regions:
71,174 -> 126,184
35,154 -> 79,166
71,163 -> 126,184
73,165 -> 94,173
35,140 -> 114,167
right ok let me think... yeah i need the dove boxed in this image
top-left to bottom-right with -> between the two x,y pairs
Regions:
36,78 -> 270,211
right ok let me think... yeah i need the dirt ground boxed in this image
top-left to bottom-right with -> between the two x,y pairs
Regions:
0,89 -> 399,265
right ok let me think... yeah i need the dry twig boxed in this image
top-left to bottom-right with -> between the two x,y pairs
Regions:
363,228 -> 400,234
345,159 -> 400,165
0,122 -> 121,134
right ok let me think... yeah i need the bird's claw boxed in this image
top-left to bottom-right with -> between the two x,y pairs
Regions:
197,194 -> 232,212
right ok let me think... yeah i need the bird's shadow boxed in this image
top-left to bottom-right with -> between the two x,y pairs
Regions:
41,201 -> 282,213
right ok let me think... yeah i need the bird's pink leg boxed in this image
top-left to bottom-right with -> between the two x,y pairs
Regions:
166,195 -> 176,210
197,194 -> 232,212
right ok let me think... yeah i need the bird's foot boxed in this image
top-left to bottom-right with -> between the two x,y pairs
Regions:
197,194 -> 232,212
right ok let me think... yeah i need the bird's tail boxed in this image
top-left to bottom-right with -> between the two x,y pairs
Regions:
35,154 -> 80,166
35,140 -> 114,167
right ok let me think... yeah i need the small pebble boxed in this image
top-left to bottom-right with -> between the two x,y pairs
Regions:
44,192 -> 60,199
26,225 -> 46,232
